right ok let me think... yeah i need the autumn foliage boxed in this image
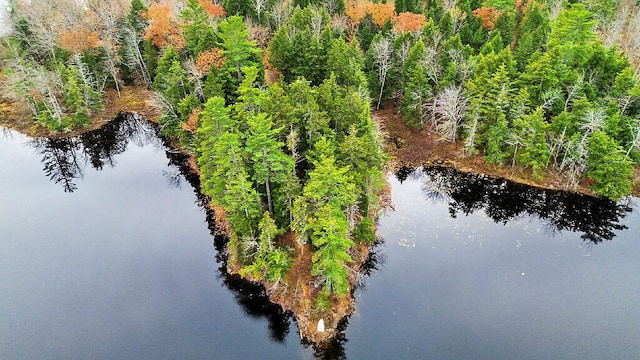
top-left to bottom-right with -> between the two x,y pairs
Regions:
472,6 -> 500,30
368,2 -> 396,28
195,47 -> 226,74
392,12 -> 427,34
345,0 -> 369,28
57,26 -> 100,53
181,107 -> 201,134
143,3 -> 185,49
198,0 -> 226,17
346,0 -> 396,29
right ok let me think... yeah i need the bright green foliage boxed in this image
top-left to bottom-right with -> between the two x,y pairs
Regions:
255,212 -> 293,283
513,3 -> 549,70
402,39 -> 430,127
518,53 -> 559,107
316,75 -> 369,137
203,67 -> 225,99
585,130 -> 633,200
309,204 -> 353,295
177,94 -> 201,120
466,61 -> 513,150
198,96 -> 236,140
218,16 -> 263,98
153,47 -> 181,91
192,64 -> 385,296
512,108 -> 551,176
197,97 -> 234,197
163,60 -> 192,109
301,144 -> 357,295
265,247 -> 293,283
59,64 -> 101,129
547,4 -> 597,67
338,124 -> 386,213
326,38 -> 367,89
214,132 -> 262,237
246,112 -> 295,217
233,66 -> 265,122
485,0 -> 515,10
484,113 -> 510,163
267,7 -> 333,85
180,0 -> 216,58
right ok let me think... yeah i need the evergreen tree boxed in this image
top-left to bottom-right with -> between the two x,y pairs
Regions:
402,39 -> 430,127
512,108 -> 551,176
586,130 -> 633,200
180,0 -> 216,58
547,3 -> 598,68
218,16 -> 263,98
325,37 -> 367,89
246,112 -> 295,217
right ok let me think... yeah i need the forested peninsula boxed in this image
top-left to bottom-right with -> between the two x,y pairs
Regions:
2,0 -> 640,345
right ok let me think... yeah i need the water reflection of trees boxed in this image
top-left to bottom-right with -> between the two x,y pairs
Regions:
27,114 -> 376,358
30,113 -> 163,192
398,166 -> 632,243
168,148 -> 358,360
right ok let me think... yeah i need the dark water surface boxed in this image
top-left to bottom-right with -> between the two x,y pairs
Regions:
2,117 -> 639,359
345,169 -> 640,359
0,117 -> 311,359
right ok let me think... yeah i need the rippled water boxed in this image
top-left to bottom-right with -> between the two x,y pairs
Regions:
2,117 -> 639,359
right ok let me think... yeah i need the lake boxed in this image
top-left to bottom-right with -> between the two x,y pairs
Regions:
1,116 -> 639,359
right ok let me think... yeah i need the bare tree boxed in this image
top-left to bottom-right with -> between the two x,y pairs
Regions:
309,7 -> 327,38
448,7 -> 467,35
322,0 -> 342,15
371,35 -> 393,109
433,85 -> 469,142
184,59 -> 204,100
269,0 -> 293,31
420,47 -> 441,85
331,14 -> 349,34
564,73 -> 584,111
626,116 -> 640,157
88,0 -> 127,97
251,0 -> 269,22
120,24 -> 152,87
395,36 -> 413,66
558,108 -> 605,187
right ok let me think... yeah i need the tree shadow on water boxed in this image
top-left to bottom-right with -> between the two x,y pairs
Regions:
395,165 -> 634,244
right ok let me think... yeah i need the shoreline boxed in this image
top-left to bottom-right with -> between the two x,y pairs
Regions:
373,106 -> 640,199
3,92 -> 638,346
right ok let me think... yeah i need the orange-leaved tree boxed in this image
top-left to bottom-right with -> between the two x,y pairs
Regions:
345,0 -> 370,29
472,6 -> 500,30
392,12 -> 427,33
143,3 -> 185,49
368,2 -> 395,28
57,25 -> 100,53
195,47 -> 226,74
198,0 -> 226,17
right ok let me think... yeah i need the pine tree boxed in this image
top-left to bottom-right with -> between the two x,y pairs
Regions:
401,39 -> 430,127
585,130 -> 633,200
218,16 -> 263,97
246,112 -> 295,217
180,0 -> 216,58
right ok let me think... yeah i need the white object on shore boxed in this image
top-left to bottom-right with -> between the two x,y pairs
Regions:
317,318 -> 325,333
